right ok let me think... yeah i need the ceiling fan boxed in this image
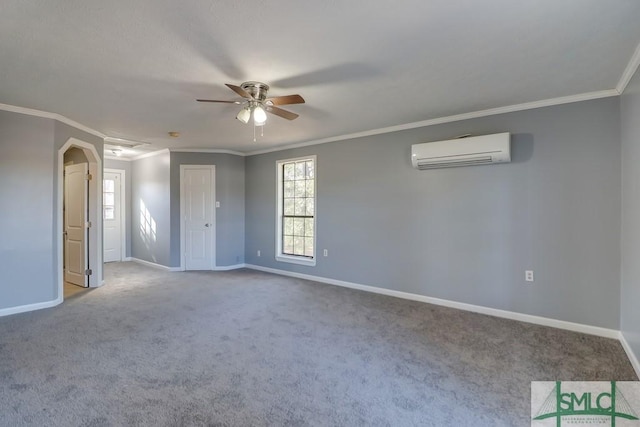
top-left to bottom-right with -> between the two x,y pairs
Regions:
197,81 -> 305,126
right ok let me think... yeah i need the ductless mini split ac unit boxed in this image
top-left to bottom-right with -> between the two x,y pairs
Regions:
411,132 -> 511,170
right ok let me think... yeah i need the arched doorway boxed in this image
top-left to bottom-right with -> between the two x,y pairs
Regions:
57,138 -> 103,302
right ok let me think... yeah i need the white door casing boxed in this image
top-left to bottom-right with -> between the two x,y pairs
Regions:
57,138 -> 103,305
64,163 -> 89,287
180,165 -> 215,270
103,170 -> 123,262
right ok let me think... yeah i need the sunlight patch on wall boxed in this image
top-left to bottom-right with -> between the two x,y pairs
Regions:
139,199 -> 157,262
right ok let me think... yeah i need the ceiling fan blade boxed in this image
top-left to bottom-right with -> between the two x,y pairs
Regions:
266,105 -> 299,120
265,94 -> 305,106
225,83 -> 254,99
197,99 -> 242,104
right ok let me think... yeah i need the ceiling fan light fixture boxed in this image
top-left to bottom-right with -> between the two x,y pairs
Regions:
253,105 -> 267,125
236,107 -> 251,124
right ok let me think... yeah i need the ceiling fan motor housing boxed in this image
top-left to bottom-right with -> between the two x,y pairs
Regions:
241,81 -> 269,101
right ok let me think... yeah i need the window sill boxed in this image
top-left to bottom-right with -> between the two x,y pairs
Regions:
276,255 -> 316,267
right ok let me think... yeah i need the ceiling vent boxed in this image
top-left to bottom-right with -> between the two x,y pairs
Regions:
103,137 -> 150,149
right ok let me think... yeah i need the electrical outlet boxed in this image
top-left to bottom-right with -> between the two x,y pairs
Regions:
323,249 -> 328,257
215,201 -> 220,208
257,250 -> 261,257
525,270 -> 534,282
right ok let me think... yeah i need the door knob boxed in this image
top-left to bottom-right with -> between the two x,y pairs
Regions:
205,223 -> 210,227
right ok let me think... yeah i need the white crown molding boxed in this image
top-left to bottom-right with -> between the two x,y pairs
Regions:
616,41 -> 640,95
619,332 -> 640,379
103,155 -> 131,162
130,148 -> 170,161
0,102 -> 106,139
245,264 -> 621,339
169,148 -> 246,156
245,89 -> 619,156
0,85 -> 624,159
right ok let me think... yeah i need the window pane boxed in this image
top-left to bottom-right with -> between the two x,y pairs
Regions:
284,198 -> 295,215
293,218 -> 305,236
284,181 -> 295,198
293,237 -> 305,255
306,180 -> 314,198
103,179 -> 114,192
305,198 -> 314,216
306,161 -> 314,179
284,164 -> 295,181
104,207 -> 115,220
304,237 -> 314,257
283,236 -> 293,254
295,162 -> 305,179
305,218 -> 314,237
294,198 -> 306,215
294,180 -> 306,197
284,217 -> 294,236
104,192 -> 115,207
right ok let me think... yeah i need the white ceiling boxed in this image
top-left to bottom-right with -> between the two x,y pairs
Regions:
1,1 -> 640,156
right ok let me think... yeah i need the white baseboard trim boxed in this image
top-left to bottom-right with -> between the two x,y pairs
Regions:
0,297 -> 63,318
130,257 -> 181,272
619,332 -> 640,379
124,257 -> 132,261
245,264 -> 620,340
213,263 -> 247,271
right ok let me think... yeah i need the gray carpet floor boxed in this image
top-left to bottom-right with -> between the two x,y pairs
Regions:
0,262 -> 637,426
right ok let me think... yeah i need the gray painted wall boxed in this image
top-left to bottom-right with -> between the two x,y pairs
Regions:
104,158 -> 132,258
621,67 -> 640,360
131,152 -> 171,266
0,111 -> 56,309
245,97 -> 622,329
0,111 -> 102,311
169,152 -> 245,268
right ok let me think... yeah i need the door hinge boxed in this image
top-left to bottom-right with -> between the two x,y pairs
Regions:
86,221 -> 92,228
85,269 -> 92,276
86,173 -> 92,181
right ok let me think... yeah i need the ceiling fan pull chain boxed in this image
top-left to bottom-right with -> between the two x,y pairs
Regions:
253,124 -> 256,142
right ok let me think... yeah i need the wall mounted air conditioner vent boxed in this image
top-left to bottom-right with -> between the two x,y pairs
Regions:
411,133 -> 510,170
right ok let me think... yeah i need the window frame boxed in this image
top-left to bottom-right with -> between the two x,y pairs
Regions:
275,155 -> 317,267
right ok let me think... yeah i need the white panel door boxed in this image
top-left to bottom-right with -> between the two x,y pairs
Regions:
103,171 -> 122,262
183,166 -> 215,270
64,163 -> 89,287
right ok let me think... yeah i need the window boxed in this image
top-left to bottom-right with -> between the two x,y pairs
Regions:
103,179 -> 115,220
276,156 -> 316,266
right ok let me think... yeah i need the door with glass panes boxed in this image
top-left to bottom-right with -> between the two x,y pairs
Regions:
103,171 -> 122,262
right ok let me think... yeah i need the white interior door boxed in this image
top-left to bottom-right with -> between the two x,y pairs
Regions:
103,171 -> 122,262
182,166 -> 215,270
64,163 -> 89,287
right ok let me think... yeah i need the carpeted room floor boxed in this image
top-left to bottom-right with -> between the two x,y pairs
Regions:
0,262 -> 637,426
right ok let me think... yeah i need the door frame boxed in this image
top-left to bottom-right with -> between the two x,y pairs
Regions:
104,168 -> 126,262
179,164 -> 216,271
57,138 -> 103,303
